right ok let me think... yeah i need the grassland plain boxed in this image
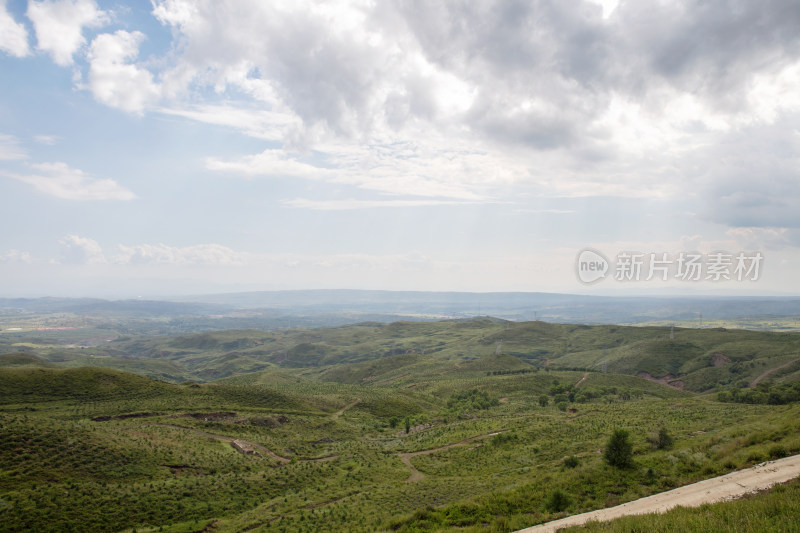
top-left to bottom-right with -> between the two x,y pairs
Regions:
2,356 -> 800,532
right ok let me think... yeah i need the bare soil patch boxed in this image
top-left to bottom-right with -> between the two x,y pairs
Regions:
636,371 -> 685,390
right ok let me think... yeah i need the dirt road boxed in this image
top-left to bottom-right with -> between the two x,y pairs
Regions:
749,358 -> 800,387
398,431 -> 506,482
516,454 -> 800,532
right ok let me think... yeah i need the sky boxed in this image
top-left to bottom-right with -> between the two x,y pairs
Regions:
1,0 -> 800,298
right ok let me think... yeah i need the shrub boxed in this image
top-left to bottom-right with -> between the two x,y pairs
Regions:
769,444 -> 788,459
538,395 -> 549,407
545,489 -> 570,512
604,429 -> 633,468
647,427 -> 674,450
563,456 -> 580,469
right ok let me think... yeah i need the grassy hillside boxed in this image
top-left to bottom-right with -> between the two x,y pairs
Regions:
561,478 -> 800,532
2,319 -> 800,531
0,352 -> 52,367
4,317 -> 800,393
97,320 -> 800,393
2,361 -> 800,532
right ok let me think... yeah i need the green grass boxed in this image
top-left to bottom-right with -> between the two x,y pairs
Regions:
2,319 -> 800,532
561,478 -> 800,532
2,362 -> 800,532
6,318 -> 800,394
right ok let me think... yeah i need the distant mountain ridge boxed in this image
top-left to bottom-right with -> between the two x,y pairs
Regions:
6,290 -> 798,324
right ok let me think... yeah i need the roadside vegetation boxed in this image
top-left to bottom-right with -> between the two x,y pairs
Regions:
560,478 -> 800,533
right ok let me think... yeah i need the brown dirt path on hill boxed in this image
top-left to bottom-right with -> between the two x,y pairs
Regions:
397,430 -> 507,482
515,454 -> 800,532
749,358 -> 800,387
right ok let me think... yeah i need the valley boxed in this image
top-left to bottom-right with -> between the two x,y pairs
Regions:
2,302 -> 800,531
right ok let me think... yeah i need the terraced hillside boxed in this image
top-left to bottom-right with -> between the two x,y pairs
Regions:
1,357 -> 800,532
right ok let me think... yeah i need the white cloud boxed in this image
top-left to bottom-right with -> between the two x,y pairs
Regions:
58,234 -> 106,264
33,134 -> 58,145
514,208 -> 576,215
282,197 -> 478,210
148,0 -> 800,210
206,140 -> 504,201
5,162 -> 136,201
727,227 -> 798,251
0,249 -> 33,263
158,104 -> 299,142
0,0 -> 30,57
113,243 -> 245,265
87,30 -> 160,113
27,0 -> 107,66
585,0 -> 619,20
0,134 -> 27,160
206,148 -> 328,181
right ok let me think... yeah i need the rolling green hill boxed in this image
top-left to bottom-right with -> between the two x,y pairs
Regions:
1,360 -> 799,532
31,319 -> 792,394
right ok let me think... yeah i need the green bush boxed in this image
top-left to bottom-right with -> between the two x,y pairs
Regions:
605,429 -> 633,468
545,489 -> 571,512
563,456 -> 580,469
647,427 -> 674,450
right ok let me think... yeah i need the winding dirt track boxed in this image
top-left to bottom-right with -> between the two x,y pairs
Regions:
398,431 -> 507,482
515,454 -> 800,532
749,358 -> 800,387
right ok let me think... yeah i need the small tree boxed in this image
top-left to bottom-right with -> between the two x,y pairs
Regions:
538,395 -> 549,407
604,428 -> 633,468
